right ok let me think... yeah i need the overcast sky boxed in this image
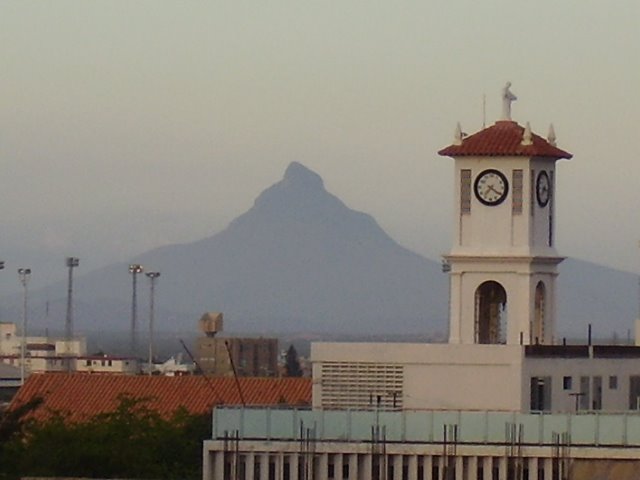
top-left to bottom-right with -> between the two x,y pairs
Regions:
1,1 -> 639,293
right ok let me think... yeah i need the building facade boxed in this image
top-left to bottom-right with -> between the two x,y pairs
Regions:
205,407 -> 640,480
195,312 -> 278,377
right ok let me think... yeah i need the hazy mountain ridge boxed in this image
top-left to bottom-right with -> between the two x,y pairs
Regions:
3,162 -> 637,341
12,162 -> 446,336
556,259 -> 638,339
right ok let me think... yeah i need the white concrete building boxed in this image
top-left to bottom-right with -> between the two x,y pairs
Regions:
206,407 -> 640,480
0,322 -> 138,376
203,88 -> 640,479
310,105 -> 640,415
0,322 -> 87,358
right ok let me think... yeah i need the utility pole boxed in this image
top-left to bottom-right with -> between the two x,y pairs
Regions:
65,257 -> 79,372
18,268 -> 31,385
129,264 -> 144,357
145,271 -> 160,374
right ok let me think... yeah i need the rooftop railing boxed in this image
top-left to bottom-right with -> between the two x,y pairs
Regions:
212,407 -> 640,447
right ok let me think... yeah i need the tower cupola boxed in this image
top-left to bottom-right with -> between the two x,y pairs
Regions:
438,84 -> 572,347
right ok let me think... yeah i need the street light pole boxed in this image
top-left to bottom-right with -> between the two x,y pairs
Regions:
18,268 -> 31,385
65,257 -> 79,372
128,264 -> 144,357
145,271 -> 160,374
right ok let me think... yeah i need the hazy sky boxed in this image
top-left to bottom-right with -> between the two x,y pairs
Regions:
1,1 -> 639,293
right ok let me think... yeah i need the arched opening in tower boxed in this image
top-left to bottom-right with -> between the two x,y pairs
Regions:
474,281 -> 507,344
533,281 -> 546,344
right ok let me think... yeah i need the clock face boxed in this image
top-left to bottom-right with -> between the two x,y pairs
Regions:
536,171 -> 550,207
474,169 -> 509,206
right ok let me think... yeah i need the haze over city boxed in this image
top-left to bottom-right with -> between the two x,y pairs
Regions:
1,1 -> 639,295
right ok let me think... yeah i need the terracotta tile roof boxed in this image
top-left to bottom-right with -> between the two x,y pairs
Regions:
438,121 -> 572,159
9,373 -> 311,422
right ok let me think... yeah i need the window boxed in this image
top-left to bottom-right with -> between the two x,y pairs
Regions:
580,376 -> 590,411
563,376 -> 572,390
609,376 -> 618,389
268,460 -> 276,480
592,376 -> 602,410
530,169 -> 535,216
460,169 -> 471,214
533,282 -> 546,344
630,376 -> 640,410
512,169 -> 523,214
530,376 -> 552,411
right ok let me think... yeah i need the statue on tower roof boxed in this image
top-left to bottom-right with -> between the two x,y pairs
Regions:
501,82 -> 517,121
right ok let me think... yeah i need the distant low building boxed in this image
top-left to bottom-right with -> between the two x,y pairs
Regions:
1,322 -> 87,358
195,313 -> 278,377
75,355 -> 139,375
0,321 -> 139,376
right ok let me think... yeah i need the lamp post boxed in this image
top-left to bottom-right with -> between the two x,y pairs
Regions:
145,271 -> 160,374
65,257 -> 79,372
18,268 -> 31,385
129,264 -> 144,357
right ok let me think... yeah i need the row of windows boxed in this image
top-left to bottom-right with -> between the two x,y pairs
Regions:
532,375 -> 640,412
562,375 -> 617,390
223,454 -> 554,480
85,359 -> 114,367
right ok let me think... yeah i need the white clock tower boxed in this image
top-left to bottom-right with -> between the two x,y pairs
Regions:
438,86 -> 572,346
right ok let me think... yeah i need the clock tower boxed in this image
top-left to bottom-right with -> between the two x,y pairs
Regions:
438,88 -> 572,346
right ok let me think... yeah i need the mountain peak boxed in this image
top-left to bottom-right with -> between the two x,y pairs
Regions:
283,162 -> 324,190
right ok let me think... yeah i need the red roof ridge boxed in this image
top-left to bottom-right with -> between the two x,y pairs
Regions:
439,120 -> 572,159
9,373 -> 312,422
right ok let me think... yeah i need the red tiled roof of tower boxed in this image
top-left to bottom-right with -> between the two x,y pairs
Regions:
438,121 -> 572,159
9,373 -> 311,422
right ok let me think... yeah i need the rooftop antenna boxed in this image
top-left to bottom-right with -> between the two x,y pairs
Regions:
44,294 -> 50,337
482,93 -> 486,128
225,340 -> 247,407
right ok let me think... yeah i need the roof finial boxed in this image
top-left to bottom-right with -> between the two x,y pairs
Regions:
547,123 -> 557,146
521,122 -> 533,146
453,122 -> 463,145
501,82 -> 517,121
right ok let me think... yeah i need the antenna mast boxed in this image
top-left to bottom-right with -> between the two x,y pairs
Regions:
482,93 -> 486,128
